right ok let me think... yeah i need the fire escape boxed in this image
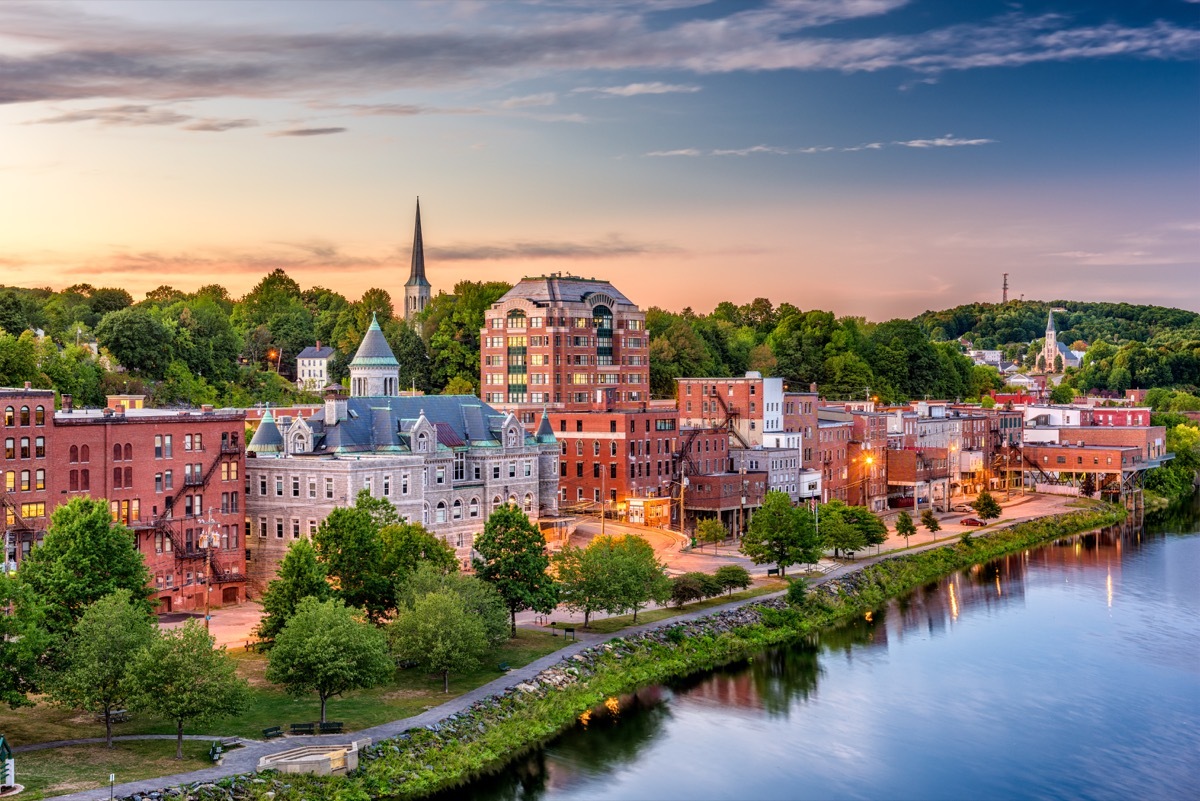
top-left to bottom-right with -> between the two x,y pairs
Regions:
146,438 -> 246,586
0,494 -> 41,565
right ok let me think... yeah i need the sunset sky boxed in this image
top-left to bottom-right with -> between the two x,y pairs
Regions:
1,0 -> 1197,321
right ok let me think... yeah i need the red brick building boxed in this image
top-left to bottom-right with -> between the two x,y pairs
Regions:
815,415 -> 852,503
0,386 -> 56,569
52,395 -> 248,612
783,391 -> 818,467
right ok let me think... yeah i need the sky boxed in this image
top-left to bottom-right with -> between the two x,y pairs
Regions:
0,0 -> 1197,321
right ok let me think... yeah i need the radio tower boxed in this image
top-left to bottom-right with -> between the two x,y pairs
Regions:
1002,273 -> 1009,304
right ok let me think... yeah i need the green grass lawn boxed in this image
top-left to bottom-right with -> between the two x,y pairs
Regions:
579,582 -> 787,634
4,629 -> 566,747
17,740 -> 212,798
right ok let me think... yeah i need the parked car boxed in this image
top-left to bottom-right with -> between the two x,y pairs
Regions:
960,517 -> 987,527
952,503 -> 973,513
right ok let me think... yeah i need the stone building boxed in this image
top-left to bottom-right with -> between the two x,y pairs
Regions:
244,320 -> 558,593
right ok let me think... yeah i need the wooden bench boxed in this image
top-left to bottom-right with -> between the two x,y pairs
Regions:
767,568 -> 780,577
563,626 -> 576,641
318,721 -> 343,734
98,709 -> 130,723
290,722 -> 315,735
262,726 -> 283,739
208,742 -> 223,762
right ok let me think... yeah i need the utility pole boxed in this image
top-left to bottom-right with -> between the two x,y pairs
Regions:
600,467 -> 606,537
1002,273 -> 1009,304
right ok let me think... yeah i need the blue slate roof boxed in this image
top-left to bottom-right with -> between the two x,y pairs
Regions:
297,345 -> 335,360
306,395 -> 525,454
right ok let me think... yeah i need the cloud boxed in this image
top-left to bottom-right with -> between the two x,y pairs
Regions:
27,102 -> 258,132
0,4 -> 1193,107
270,126 -> 347,137
312,102 -> 481,116
572,81 -> 702,97
499,92 -> 557,108
429,234 -> 681,261
182,118 -> 258,132
645,136 -> 993,157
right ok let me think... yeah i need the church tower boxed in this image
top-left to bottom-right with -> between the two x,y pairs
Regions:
1041,309 -> 1058,373
349,313 -> 400,397
404,199 -> 432,323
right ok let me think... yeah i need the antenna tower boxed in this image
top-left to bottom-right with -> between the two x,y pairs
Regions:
1002,273 -> 1009,304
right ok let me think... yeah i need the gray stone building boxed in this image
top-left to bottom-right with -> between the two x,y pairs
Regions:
244,318 -> 558,593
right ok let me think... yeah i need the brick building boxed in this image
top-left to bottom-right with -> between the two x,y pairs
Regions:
52,395 -> 248,612
815,415 -> 852,503
676,373 -> 784,447
479,274 -> 649,418
886,447 -> 951,512
0,386 -> 56,570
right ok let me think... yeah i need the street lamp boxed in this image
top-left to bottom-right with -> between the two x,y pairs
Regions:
199,511 -> 220,632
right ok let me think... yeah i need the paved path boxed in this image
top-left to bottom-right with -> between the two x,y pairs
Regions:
46,493 -> 1081,801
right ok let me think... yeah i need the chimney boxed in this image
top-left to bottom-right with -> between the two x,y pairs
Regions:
316,340 -> 321,351
23,381 -> 31,390
810,383 -> 817,393
114,404 -> 125,416
62,394 -> 73,413
201,404 -> 214,413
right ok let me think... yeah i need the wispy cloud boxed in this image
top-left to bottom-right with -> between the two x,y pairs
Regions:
645,135 -> 993,157
27,102 -> 257,131
499,92 -> 557,108
572,81 -> 702,97
0,4 -> 1193,106
271,127 -> 347,137
429,234 -> 681,261
309,101 -> 482,117
182,118 -> 258,132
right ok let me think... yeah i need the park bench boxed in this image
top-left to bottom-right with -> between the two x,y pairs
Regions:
767,568 -> 780,577
498,662 -> 511,672
290,722 -> 315,735
98,709 -> 130,723
563,626 -> 576,641
262,726 -> 283,739
208,742 -> 223,762
318,721 -> 344,734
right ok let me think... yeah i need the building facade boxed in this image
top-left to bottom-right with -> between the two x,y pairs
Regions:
0,386 -> 56,570
295,343 -> 335,392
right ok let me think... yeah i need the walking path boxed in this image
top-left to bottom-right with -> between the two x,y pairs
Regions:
45,493 -> 1079,801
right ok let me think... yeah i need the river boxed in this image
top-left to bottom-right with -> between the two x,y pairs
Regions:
446,495 -> 1200,801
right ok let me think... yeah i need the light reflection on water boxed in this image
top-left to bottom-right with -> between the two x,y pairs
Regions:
433,500 -> 1200,801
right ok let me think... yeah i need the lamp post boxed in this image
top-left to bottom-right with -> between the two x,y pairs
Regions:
199,510 -> 219,633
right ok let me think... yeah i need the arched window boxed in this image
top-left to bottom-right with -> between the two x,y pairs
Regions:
593,440 -> 600,456
492,495 -> 502,511
113,444 -> 123,462
452,499 -> 462,520
417,432 -> 428,453
81,445 -> 90,462
124,443 -> 132,461
508,494 -> 517,507
3,407 -> 12,426
575,440 -> 583,456
469,497 -> 479,518
436,501 -> 447,524
19,406 -> 29,426
524,493 -> 533,513
506,309 -> 527,329
611,441 -> 617,457
422,503 -> 430,525
70,445 -> 79,463
34,406 -> 44,426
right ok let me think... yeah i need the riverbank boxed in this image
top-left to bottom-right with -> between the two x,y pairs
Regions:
104,502 -> 1123,801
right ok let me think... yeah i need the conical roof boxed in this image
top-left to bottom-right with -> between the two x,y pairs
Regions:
1046,309 -> 1056,335
406,198 -> 430,288
350,313 -> 400,367
534,408 -> 556,444
247,408 -> 284,454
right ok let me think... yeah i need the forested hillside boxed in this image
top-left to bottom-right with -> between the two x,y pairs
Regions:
0,273 -> 1197,407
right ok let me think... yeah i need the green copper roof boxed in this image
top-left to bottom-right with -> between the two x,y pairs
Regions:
247,408 -> 284,453
350,314 -> 400,367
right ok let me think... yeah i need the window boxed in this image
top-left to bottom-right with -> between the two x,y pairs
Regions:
81,469 -> 90,491
308,478 -> 317,498
436,502 -> 447,523
19,470 -> 29,491
19,438 -> 29,459
524,493 -> 533,513
383,475 -> 391,496
452,499 -> 462,520
185,434 -> 193,451
325,477 -> 335,499
291,476 -> 300,497
492,465 -> 501,479
68,470 -> 77,492
3,439 -> 11,459
275,476 -> 283,496
469,497 -> 479,518
401,473 -> 409,495
3,407 -> 11,426
292,519 -> 300,539
276,519 -> 284,539
259,517 -> 267,538
19,407 -> 28,426
436,467 -> 446,485
81,445 -> 89,462
70,444 -> 78,463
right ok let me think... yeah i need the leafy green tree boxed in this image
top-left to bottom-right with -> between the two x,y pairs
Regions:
390,590 -> 489,693
442,375 -> 476,395
94,306 -> 174,378
695,571 -> 723,599
608,535 -> 671,623
695,518 -> 726,552
266,597 -> 392,721
714,564 -> 752,596
255,538 -> 331,645
397,563 -> 509,648
51,589 -> 155,747
670,574 -> 705,607
921,509 -> 941,533
819,508 -> 866,559
552,541 -> 610,628
16,497 -> 153,641
0,575 -> 51,709
741,491 -> 820,576
127,621 -> 249,759
0,330 -> 40,387
312,500 -> 392,621
972,490 -> 1002,520
837,504 -> 888,548
379,521 -> 458,589
385,321 -> 433,394
895,510 -> 916,546
422,280 -> 512,392
474,505 -> 558,637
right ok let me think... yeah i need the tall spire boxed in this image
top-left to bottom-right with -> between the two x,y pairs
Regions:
406,198 -> 430,289
1046,309 -> 1055,335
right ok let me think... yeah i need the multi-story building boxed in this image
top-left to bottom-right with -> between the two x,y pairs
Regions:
295,342 -> 335,392
676,373 -> 784,447
0,385 -> 56,570
245,318 -> 559,592
52,394 -> 248,612
815,414 -> 852,503
479,274 -> 649,418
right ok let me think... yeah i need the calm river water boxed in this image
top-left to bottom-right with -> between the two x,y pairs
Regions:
449,496 -> 1200,801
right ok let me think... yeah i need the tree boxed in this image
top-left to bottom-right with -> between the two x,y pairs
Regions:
820,510 -> 866,559
255,538 -> 331,645
379,521 -> 458,587
670,574 -> 704,607
921,509 -> 941,533
397,564 -> 509,648
552,542 -> 610,629
311,500 -> 392,621
714,564 -> 752,596
838,504 -> 888,549
741,491 -> 820,576
1080,473 -> 1097,498
127,621 -> 249,759
973,490 -> 1002,520
607,535 -> 671,623
16,497 -> 154,641
442,375 -> 475,395
695,571 -> 723,599
266,597 -> 392,721
94,306 -> 174,379
51,590 -> 155,747
695,518 -> 726,552
390,590 -> 489,693
895,510 -> 916,546
0,575 -> 51,709
474,505 -> 558,637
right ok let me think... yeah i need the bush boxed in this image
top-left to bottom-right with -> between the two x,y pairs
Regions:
785,577 -> 809,606
670,575 -> 704,607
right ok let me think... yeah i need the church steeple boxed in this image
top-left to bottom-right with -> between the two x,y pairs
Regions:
404,198 -> 431,322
